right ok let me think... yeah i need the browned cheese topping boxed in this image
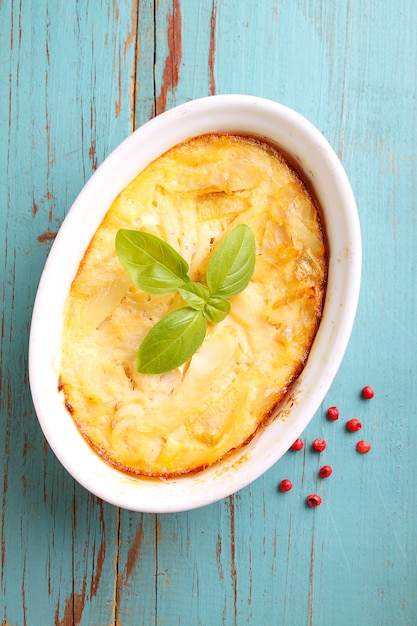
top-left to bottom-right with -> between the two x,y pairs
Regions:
60,135 -> 327,477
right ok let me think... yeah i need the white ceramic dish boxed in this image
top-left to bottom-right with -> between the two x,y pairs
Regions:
29,95 -> 361,512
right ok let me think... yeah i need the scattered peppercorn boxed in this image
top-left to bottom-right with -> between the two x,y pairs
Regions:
307,494 -> 322,508
346,418 -> 362,432
356,440 -> 371,454
327,406 -> 339,421
312,438 -> 326,452
283,385 -> 374,506
319,465 -> 333,478
362,385 -> 374,399
290,438 -> 304,451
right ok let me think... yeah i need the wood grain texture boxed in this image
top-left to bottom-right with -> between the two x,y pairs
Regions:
1,1 -> 417,624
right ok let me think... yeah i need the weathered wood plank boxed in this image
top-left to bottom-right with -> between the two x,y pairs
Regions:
114,511 -> 157,626
0,1 -> 142,624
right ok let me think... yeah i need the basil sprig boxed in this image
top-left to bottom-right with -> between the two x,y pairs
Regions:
115,224 -> 256,374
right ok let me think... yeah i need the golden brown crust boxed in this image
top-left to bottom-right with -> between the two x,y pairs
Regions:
60,134 -> 327,477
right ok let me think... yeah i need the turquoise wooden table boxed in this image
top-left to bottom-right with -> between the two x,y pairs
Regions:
1,1 -> 416,624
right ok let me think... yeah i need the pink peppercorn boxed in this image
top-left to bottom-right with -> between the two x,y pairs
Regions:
291,438 -> 304,451
362,385 -> 374,399
312,438 -> 326,452
356,440 -> 371,454
307,494 -> 322,508
327,406 -> 339,421
319,465 -> 333,478
346,418 -> 362,432
279,479 -> 293,492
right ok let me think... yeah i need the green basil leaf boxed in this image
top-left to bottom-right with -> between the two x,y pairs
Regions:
203,295 -> 231,323
206,224 -> 256,298
115,229 -> 190,295
136,307 -> 207,374
178,282 -> 211,310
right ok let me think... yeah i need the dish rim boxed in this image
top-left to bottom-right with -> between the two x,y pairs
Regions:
29,94 -> 361,512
